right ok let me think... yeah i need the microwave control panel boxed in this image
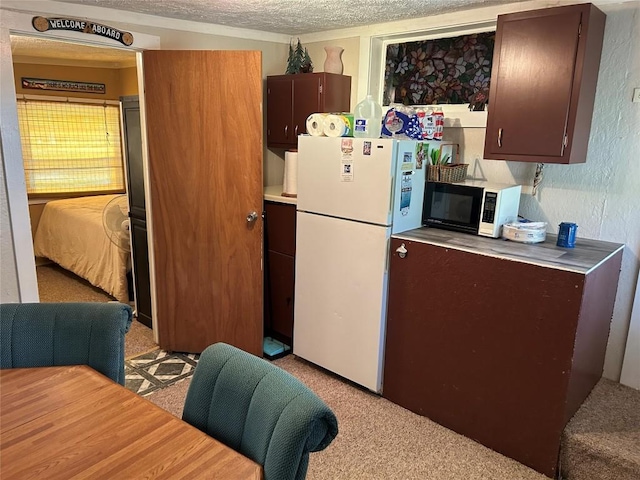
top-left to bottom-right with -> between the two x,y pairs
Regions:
481,192 -> 497,224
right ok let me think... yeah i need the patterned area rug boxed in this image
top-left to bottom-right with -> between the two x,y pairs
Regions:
125,349 -> 199,396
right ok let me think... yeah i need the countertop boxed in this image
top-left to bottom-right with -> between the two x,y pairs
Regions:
264,185 -> 297,205
393,227 -> 624,274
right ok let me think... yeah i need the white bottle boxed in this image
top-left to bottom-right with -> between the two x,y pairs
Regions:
353,95 -> 383,139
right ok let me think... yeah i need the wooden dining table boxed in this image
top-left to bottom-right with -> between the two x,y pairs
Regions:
0,365 -> 263,479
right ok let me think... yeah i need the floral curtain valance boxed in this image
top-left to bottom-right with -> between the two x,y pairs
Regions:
383,31 -> 495,107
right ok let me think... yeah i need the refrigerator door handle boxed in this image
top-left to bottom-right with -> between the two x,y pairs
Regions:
385,238 -> 392,272
387,176 -> 394,218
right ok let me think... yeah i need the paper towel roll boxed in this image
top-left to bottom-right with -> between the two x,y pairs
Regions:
282,150 -> 298,197
324,114 -> 353,137
306,113 -> 327,136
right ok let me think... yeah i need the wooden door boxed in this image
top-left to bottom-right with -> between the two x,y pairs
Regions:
142,51 -> 263,356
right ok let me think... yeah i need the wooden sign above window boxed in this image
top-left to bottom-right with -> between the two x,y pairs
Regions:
22,77 -> 106,95
31,16 -> 134,46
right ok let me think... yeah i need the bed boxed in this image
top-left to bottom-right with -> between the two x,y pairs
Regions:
33,195 -> 131,303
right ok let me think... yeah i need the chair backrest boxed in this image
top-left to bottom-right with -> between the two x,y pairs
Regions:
183,343 -> 338,480
0,302 -> 132,384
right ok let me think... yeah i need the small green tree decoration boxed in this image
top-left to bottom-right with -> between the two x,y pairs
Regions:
286,39 -> 301,74
286,38 -> 313,74
301,48 -> 313,73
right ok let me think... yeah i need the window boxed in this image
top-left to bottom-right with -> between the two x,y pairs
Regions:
16,97 -> 124,196
383,31 -> 495,108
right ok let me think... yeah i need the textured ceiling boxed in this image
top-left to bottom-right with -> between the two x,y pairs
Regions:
11,0 -> 530,66
52,0 -> 526,35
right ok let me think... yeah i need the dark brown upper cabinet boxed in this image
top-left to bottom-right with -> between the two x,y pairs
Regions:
266,73 -> 351,149
484,3 -> 606,164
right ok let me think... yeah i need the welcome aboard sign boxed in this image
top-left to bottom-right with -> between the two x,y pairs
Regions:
32,16 -> 134,46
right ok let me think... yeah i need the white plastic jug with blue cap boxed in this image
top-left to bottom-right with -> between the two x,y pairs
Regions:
353,95 -> 382,139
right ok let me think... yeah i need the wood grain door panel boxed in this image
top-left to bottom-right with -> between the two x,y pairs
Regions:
264,202 -> 296,257
383,238 -> 583,477
143,50 -> 263,355
486,10 -> 581,157
266,250 -> 294,345
266,78 -> 292,145
293,75 -> 322,137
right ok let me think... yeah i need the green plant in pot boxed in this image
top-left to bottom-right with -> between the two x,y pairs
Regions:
427,146 -> 451,182
428,146 -> 451,165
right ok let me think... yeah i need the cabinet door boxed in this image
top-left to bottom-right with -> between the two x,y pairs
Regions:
484,4 -> 605,164
292,75 -> 322,137
266,78 -> 293,146
121,99 -> 146,220
266,73 -> 351,148
264,201 -> 296,345
266,250 -> 295,345
130,217 -> 152,328
319,73 -> 352,113
264,201 -> 296,256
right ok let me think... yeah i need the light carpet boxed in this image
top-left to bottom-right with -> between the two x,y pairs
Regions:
145,355 -> 546,480
38,262 -> 640,480
560,378 -> 640,480
36,263 -> 157,359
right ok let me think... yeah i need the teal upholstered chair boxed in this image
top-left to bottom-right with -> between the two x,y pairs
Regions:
0,302 -> 132,385
182,342 -> 338,480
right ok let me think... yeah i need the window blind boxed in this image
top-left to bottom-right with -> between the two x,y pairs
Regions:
17,98 -> 124,196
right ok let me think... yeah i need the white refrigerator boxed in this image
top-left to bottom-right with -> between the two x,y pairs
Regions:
293,135 -> 433,393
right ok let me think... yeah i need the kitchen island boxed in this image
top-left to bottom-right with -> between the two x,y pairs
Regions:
383,227 -> 623,478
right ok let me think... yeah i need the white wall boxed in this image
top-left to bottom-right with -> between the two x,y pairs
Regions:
0,150 -> 20,302
305,37 -> 361,109
621,277 -> 640,389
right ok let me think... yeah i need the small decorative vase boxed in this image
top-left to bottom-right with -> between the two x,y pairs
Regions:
323,46 -> 344,74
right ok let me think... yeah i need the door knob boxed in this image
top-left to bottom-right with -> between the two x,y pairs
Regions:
246,211 -> 259,223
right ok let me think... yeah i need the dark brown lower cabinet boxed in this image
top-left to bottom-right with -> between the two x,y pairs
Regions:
265,251 -> 294,346
129,217 -> 152,328
264,201 -> 296,346
383,236 -> 622,478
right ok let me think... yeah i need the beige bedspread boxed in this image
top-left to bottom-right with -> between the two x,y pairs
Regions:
33,195 -> 130,302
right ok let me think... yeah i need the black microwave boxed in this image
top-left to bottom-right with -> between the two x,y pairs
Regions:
422,181 -> 522,238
